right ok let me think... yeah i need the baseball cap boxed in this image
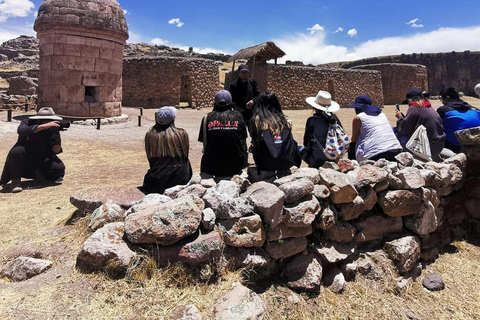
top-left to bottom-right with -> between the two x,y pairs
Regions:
238,65 -> 249,72
214,90 -> 232,106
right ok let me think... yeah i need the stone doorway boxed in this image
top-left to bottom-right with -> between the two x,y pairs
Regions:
180,75 -> 192,108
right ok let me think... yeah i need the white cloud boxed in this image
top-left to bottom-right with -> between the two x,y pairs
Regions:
307,23 -> 325,35
347,28 -> 358,37
0,0 -> 35,23
149,37 -> 228,55
168,18 -> 184,28
407,18 -> 424,28
123,9 -> 128,15
273,25 -> 480,65
0,23 -> 35,44
334,27 -> 344,33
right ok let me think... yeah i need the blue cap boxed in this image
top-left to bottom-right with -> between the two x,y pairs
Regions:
155,106 -> 177,125
238,65 -> 249,72
215,90 -> 232,106
348,95 -> 382,114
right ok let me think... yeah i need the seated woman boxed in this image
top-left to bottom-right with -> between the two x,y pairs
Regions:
198,90 -> 247,178
303,90 -> 344,167
250,93 -> 301,176
142,107 -> 192,194
348,95 -> 403,162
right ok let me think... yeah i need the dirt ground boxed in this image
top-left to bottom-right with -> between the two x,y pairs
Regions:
1,97 -> 480,319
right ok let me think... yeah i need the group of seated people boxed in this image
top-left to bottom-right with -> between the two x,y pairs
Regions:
142,85 -> 480,194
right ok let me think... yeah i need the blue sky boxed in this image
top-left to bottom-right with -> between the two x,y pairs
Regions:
3,0 -> 480,64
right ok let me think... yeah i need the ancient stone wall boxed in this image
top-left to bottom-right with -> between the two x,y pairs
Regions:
122,56 -> 220,109
36,31 -> 124,117
328,51 -> 480,97
351,64 -> 428,105
265,65 -> 384,109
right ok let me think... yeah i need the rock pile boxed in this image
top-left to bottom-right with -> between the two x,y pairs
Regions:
70,143 -> 480,295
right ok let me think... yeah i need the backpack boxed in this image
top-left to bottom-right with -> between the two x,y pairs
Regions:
406,125 -> 432,161
313,122 -> 350,161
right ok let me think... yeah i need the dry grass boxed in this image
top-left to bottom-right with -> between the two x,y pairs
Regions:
1,100 -> 480,319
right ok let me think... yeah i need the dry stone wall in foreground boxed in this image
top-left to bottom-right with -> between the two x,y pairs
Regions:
69,127 -> 480,294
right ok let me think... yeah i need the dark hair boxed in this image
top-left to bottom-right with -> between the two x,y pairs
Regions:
440,87 -> 460,100
251,93 -> 290,137
315,109 -> 338,125
211,102 -> 242,124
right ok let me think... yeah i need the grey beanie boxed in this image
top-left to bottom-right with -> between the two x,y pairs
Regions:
155,106 -> 177,125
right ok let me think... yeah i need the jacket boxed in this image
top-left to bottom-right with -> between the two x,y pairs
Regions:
229,78 -> 260,121
437,99 -> 480,146
303,113 -> 342,167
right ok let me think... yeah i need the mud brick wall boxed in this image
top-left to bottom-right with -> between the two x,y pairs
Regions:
122,56 -> 220,109
351,64 -> 428,105
36,31 -> 125,118
262,65 -> 384,109
333,51 -> 480,97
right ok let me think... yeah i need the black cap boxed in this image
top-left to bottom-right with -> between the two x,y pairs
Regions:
401,88 -> 422,104
439,87 -> 460,100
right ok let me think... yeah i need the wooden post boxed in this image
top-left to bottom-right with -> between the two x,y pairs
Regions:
275,58 -> 277,65
140,107 -> 144,116
138,108 -> 143,126
96,118 -> 101,130
7,109 -> 12,122
24,103 -> 29,112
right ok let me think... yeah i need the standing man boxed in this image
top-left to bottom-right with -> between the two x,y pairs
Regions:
229,64 -> 260,164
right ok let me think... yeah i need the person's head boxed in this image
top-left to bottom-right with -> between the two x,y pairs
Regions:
422,91 -> 430,100
145,106 -> 189,159
214,90 -> 233,111
348,95 -> 382,115
401,88 -> 423,105
238,65 -> 249,81
439,87 -> 460,104
306,91 -> 340,114
252,92 -> 289,136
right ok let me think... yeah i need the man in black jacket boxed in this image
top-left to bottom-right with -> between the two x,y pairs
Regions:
1,108 -> 66,193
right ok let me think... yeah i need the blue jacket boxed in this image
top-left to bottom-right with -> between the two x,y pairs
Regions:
437,100 -> 480,146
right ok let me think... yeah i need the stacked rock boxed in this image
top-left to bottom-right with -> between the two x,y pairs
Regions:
73,148 -> 479,292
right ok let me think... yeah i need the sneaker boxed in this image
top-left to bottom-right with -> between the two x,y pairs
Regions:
1,183 -> 9,193
54,176 -> 64,184
11,179 -> 22,193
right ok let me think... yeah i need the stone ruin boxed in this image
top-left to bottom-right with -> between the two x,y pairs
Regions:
34,0 -> 128,118
60,126 -> 480,297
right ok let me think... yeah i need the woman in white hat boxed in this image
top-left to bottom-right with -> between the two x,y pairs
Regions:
142,106 -> 192,194
303,91 -> 345,167
1,107 -> 65,193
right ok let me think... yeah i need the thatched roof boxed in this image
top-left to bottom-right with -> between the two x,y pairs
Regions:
227,42 -> 286,62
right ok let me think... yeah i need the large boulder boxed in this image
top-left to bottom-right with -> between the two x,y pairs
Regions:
283,195 -> 321,227
88,200 -> 125,232
337,195 -> 365,220
384,236 -> 421,274
152,232 -> 223,267
274,168 -> 321,185
216,181 -> 241,198
243,182 -> 285,227
347,164 -> 388,189
281,254 -> 323,292
265,237 -> 307,259
454,126 -> 480,146
318,168 -> 358,204
394,167 -> 425,189
278,178 -> 314,204
395,152 -> 414,167
213,282 -> 266,320
125,194 -> 172,217
7,76 -> 37,95
378,190 -> 422,217
323,221 -> 355,243
353,215 -> 403,242
312,184 -> 330,200
216,197 -> 255,220
176,184 -> 207,199
76,223 -> 136,276
1,257 -> 52,282
403,201 -> 438,236
361,188 -> 378,211
124,198 -> 202,245
419,169 -> 443,188
267,222 -> 312,241
70,187 -> 145,213
218,215 -> 266,247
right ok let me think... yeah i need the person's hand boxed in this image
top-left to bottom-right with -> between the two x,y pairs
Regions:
395,110 -> 403,119
52,145 -> 61,154
37,121 -> 60,132
246,100 -> 254,109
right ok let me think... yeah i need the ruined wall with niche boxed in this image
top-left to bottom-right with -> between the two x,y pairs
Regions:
123,56 -> 220,109
351,63 -> 428,105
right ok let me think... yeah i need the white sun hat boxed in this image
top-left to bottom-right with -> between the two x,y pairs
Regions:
306,91 -> 340,113
29,107 -> 63,121
475,83 -> 480,97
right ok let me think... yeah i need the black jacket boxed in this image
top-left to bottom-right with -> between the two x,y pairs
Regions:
229,78 -> 260,121
17,119 -> 61,160
142,157 -> 192,194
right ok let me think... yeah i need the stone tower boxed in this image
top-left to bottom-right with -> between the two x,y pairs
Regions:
34,0 -> 129,118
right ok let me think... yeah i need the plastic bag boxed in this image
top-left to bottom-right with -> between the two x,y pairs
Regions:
406,125 -> 432,161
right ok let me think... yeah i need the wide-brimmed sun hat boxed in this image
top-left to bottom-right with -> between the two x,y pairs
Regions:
29,107 -> 63,121
155,106 -> 177,125
306,91 -> 340,113
348,95 -> 382,114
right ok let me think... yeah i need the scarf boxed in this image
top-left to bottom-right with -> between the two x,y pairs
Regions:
408,99 -> 432,108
